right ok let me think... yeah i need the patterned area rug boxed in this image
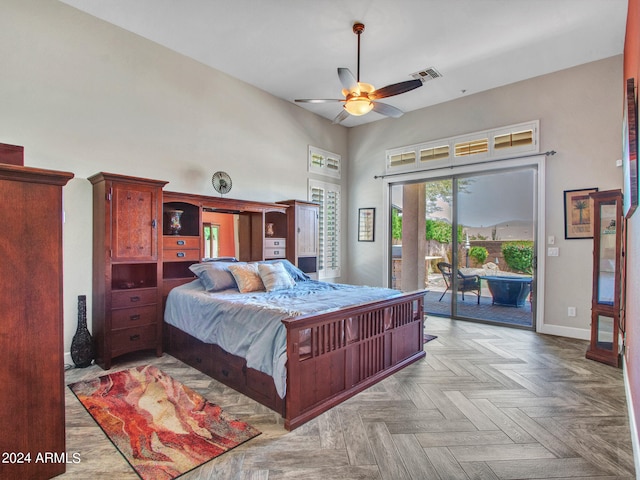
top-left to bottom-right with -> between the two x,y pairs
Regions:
68,365 -> 261,480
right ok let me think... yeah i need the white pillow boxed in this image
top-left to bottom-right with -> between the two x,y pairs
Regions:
258,262 -> 295,292
228,263 -> 265,293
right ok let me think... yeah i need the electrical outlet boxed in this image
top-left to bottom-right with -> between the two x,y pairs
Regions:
568,306 -> 576,317
548,247 -> 559,256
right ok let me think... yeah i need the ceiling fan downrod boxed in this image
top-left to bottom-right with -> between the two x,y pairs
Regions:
353,22 -> 365,82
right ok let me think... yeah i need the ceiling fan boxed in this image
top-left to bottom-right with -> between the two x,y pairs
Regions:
295,22 -> 423,124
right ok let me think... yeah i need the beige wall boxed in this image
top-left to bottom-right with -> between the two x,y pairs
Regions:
0,1 -> 624,358
347,56 -> 623,339
0,0 -> 348,359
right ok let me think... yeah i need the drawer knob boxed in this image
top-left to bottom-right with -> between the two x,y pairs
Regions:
130,334 -> 140,341
130,296 -> 141,302
130,314 -> 141,321
177,240 -> 185,245
177,252 -> 185,258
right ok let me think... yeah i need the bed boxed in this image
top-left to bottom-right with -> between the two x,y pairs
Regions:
163,259 -> 426,430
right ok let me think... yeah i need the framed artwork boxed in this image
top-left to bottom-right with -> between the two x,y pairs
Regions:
564,188 -> 598,239
623,77 -> 638,218
358,208 -> 375,242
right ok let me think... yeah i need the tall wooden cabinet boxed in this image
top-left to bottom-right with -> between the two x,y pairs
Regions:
280,200 -> 320,278
89,173 -> 168,369
0,164 -> 73,479
586,189 -> 623,367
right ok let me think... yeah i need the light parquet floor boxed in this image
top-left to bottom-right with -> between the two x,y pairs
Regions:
61,317 -> 636,479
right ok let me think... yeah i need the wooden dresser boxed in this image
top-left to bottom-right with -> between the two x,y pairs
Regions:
89,172 -> 168,369
0,164 -> 73,479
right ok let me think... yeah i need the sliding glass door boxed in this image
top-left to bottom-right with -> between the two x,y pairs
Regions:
390,166 -> 536,329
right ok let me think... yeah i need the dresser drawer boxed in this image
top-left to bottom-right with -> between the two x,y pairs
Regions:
265,238 -> 286,248
111,304 -> 157,330
163,248 -> 200,262
265,247 -> 286,259
111,324 -> 158,357
163,236 -> 200,250
111,288 -> 158,308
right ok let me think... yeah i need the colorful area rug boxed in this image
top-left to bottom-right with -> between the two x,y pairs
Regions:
68,365 -> 260,480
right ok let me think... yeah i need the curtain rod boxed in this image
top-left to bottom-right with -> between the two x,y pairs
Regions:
373,150 -> 556,180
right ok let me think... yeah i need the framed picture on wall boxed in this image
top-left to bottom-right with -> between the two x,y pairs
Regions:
623,77 -> 638,218
358,208 -> 375,242
564,188 -> 598,239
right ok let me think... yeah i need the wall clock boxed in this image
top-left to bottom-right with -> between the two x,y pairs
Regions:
211,171 -> 232,196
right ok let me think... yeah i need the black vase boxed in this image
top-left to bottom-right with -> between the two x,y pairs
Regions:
71,295 -> 94,368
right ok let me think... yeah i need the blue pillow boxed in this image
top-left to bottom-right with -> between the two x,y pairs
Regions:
188,262 -> 238,291
260,259 -> 310,282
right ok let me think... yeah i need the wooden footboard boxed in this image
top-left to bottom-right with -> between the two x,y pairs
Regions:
282,290 -> 425,430
164,290 -> 425,430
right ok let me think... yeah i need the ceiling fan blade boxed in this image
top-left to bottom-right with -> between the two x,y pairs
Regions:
337,68 -> 358,93
370,79 -> 423,100
332,109 -> 350,124
372,101 -> 404,118
295,99 -> 344,103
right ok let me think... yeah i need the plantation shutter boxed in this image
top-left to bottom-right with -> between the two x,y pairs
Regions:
310,180 -> 341,279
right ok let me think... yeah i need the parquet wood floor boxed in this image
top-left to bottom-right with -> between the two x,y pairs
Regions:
61,317 -> 636,479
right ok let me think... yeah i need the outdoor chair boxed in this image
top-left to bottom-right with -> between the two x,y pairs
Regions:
436,262 -> 481,304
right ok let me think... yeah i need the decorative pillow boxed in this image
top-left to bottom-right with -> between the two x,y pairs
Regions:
261,259 -> 310,282
188,262 -> 237,291
228,263 -> 265,293
258,262 -> 296,292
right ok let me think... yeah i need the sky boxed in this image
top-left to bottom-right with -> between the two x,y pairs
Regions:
392,168 -> 535,228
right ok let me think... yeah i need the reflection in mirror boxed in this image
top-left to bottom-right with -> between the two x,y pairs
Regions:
596,315 -> 615,351
202,212 -> 238,259
203,223 -> 219,259
597,203 -> 617,305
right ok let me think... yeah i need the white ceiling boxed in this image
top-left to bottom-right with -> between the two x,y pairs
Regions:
59,0 -> 628,127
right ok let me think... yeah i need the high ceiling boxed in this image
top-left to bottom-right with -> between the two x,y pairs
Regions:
59,0 -> 628,127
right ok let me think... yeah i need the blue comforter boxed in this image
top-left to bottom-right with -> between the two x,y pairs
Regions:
164,279 -> 402,398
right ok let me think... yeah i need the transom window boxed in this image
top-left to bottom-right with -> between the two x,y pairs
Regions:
386,120 -> 539,173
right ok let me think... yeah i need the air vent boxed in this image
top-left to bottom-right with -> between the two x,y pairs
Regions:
410,67 -> 442,83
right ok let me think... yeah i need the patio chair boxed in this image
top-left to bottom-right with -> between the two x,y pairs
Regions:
436,262 -> 481,304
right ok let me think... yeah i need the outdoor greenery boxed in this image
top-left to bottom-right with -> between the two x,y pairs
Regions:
392,210 -> 465,244
501,241 -> 534,274
426,219 -> 463,244
469,246 -> 489,265
392,208 -> 402,240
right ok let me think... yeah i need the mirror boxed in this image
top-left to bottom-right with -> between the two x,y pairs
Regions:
202,212 -> 239,259
595,315 -> 615,351
597,203 -> 617,305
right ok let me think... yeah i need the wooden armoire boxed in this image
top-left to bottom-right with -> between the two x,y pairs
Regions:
89,172 -> 168,370
0,163 -> 73,479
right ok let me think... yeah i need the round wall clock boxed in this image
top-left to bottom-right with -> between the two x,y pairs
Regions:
211,171 -> 232,196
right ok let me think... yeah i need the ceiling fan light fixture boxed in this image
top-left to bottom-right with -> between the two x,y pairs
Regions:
344,97 -> 373,116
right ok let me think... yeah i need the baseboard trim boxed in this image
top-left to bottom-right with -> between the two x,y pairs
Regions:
537,322 -> 590,340
623,355 -> 640,479
64,352 -> 73,368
